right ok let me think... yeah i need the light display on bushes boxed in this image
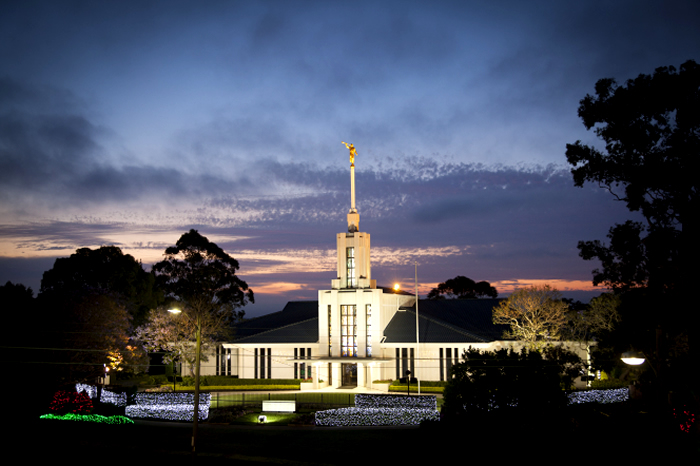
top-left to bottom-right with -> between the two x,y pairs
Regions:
315,394 -> 439,426
316,407 -> 439,426
40,413 -> 134,424
125,392 -> 211,422
567,388 -> 629,404
673,406 -> 696,434
355,393 -> 437,409
76,383 -> 127,407
72,384 -> 210,421
75,384 -> 97,399
49,390 -> 93,414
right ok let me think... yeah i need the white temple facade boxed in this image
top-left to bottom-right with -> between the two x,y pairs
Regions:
196,144 -> 587,389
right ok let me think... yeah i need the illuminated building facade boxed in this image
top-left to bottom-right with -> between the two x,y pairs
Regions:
197,146 -> 586,389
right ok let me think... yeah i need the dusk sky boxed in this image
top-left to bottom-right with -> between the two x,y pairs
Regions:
1,1 -> 698,317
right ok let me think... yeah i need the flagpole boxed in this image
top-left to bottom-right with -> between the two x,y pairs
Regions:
415,262 -> 420,395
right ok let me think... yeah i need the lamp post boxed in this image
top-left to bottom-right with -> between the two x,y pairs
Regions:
167,308 -> 182,392
191,313 -> 203,455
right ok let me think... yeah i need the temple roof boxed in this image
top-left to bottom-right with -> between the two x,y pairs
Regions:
383,299 -> 510,343
232,301 -> 319,344
231,298 -> 510,345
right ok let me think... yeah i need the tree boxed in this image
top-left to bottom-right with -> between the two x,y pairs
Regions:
38,291 -> 148,382
150,229 -> 253,451
427,275 -> 497,299
35,247 -> 157,382
39,246 -> 162,327
566,293 -> 621,343
565,60 -> 699,383
442,346 -> 583,420
565,60 -> 697,294
151,230 -> 253,334
566,60 -> 697,233
135,307 -> 220,377
492,285 -> 568,349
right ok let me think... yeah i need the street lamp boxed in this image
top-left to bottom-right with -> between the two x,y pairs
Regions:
621,350 -> 645,366
167,308 -> 182,391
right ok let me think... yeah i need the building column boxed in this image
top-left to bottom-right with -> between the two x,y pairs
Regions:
332,363 -> 341,388
357,362 -> 365,388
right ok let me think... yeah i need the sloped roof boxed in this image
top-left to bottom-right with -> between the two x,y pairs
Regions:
230,298 -> 510,345
383,298 -> 510,343
232,301 -> 318,344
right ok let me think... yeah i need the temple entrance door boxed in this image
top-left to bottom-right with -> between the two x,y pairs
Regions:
341,363 -> 357,387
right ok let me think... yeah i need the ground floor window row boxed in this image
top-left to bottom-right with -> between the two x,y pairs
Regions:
216,346 -> 315,379
394,347 -> 462,381
215,345 -> 467,381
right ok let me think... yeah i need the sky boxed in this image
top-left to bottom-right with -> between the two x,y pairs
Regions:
1,0 -> 698,317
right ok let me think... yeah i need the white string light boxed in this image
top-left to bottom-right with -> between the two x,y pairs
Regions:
315,394 -> 439,426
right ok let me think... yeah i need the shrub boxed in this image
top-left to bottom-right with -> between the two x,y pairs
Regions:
590,378 -> 628,390
49,390 -> 94,415
442,346 -> 584,419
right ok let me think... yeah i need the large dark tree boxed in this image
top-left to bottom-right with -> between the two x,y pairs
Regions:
35,247 -> 160,383
151,229 -> 253,451
566,60 -> 697,292
565,60 -> 699,386
1,282 -> 37,373
427,275 -> 497,299
40,245 -> 161,327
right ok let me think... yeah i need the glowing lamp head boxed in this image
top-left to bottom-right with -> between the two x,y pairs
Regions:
621,350 -> 645,366
167,308 -> 182,314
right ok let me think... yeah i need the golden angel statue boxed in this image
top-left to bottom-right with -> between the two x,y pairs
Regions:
342,141 -> 357,165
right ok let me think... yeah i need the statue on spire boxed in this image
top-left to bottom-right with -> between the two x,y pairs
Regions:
342,142 -> 357,166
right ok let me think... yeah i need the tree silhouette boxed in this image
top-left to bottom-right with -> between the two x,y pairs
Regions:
427,275 -> 497,299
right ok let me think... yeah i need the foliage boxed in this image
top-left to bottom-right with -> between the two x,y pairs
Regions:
590,378 -> 628,390
49,390 -> 94,415
565,61 -> 700,385
135,308 -> 206,377
442,346 -> 584,419
40,413 -> 134,424
138,230 -> 253,378
566,60 -> 697,236
153,229 -> 254,325
566,293 -> 621,343
40,291 -> 149,381
39,246 -> 162,327
492,285 -> 569,349
427,275 -> 497,299
30,247 -> 158,382
0,280 -> 34,302
567,388 -> 629,404
389,380 -> 446,393
126,392 -> 211,421
1,281 -> 39,385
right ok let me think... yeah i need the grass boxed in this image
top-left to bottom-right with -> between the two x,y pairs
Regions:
208,391 -> 356,409
161,384 -> 300,391
234,412 -> 301,425
389,385 -> 444,394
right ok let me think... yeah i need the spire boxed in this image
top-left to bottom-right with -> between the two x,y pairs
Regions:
342,142 -> 360,232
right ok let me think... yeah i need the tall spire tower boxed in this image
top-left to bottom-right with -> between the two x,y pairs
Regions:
334,142 -> 374,290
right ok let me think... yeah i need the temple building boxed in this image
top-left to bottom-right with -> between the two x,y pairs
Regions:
205,144 -> 583,389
